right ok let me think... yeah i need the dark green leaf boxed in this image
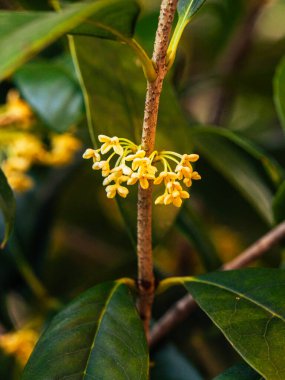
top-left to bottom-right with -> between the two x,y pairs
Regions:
167,0 -> 207,64
14,59 -> 83,132
0,0 -> 139,80
213,363 -> 262,380
177,204 -> 221,271
71,37 -> 193,244
71,0 -> 139,40
151,344 -> 203,380
0,169 -> 16,248
189,127 -> 284,225
183,269 -> 285,380
177,0 -> 207,20
274,56 -> 285,133
273,180 -> 285,224
23,281 -> 149,379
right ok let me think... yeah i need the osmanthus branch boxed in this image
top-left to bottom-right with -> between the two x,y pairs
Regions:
137,0 -> 178,341
150,220 -> 285,347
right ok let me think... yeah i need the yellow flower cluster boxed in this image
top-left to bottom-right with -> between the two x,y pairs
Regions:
83,135 -> 201,207
0,90 -> 33,128
0,90 -> 82,192
2,134 -> 81,192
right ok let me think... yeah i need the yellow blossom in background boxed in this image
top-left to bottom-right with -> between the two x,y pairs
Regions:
0,90 -> 82,192
0,90 -> 33,128
83,134 -> 201,207
41,134 -> 82,166
0,328 -> 39,367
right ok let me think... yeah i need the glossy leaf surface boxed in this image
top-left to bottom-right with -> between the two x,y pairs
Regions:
0,169 -> 16,248
168,0 -> 207,64
0,0 -> 139,80
184,269 -> 285,380
23,281 -> 149,379
14,59 -> 83,132
189,127 -> 284,224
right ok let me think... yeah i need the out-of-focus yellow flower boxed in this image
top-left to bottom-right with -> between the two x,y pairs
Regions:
1,133 -> 81,192
42,134 -> 81,166
0,90 -> 33,128
0,328 -> 39,367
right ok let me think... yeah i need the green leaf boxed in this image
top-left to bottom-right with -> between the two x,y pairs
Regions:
151,344 -> 203,380
14,58 -> 83,132
0,169 -> 16,248
189,127 -> 284,225
213,363 -> 262,380
70,0 -> 139,41
274,56 -> 285,133
70,37 -> 192,245
273,180 -> 285,224
167,0 -> 207,65
177,204 -> 222,271
0,0 -> 139,80
23,281 -> 149,379
183,269 -> 285,380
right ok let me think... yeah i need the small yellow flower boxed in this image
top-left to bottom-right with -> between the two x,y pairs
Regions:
183,171 -> 202,187
106,183 -> 129,198
98,135 -> 124,155
181,153 -> 199,164
83,148 -> 100,162
125,149 -> 145,161
127,171 -> 155,189
175,164 -> 193,180
92,160 -> 110,177
164,181 -> 190,207
154,171 -> 178,185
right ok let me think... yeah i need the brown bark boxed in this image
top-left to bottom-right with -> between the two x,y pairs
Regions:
137,0 -> 178,342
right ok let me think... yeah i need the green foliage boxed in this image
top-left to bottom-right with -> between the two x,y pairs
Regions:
0,169 -> 15,248
274,56 -> 285,134
189,127 -> 284,225
23,281 -> 149,379
273,180 -> 285,224
0,0 -> 139,80
14,59 -> 83,132
177,204 -> 222,270
213,363 -> 262,380
167,0 -> 207,64
70,0 -> 139,40
183,269 -> 285,380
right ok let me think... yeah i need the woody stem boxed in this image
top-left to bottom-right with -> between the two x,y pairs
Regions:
136,0 -> 178,342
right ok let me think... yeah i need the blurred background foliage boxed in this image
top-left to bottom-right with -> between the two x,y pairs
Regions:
0,0 -> 285,378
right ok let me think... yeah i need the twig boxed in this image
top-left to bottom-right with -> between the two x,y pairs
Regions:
137,0 -> 178,341
150,220 -> 285,347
